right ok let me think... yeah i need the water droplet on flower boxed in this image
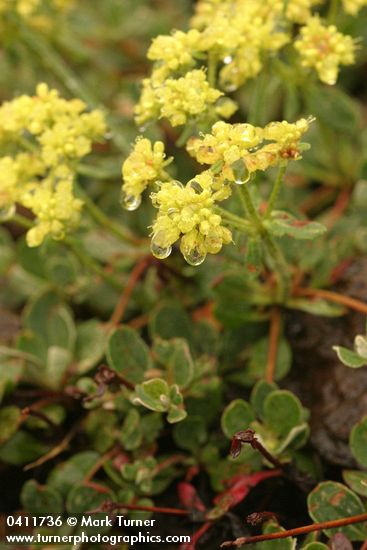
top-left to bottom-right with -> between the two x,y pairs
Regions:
167,208 -> 179,218
188,180 -> 204,194
241,126 -> 257,144
222,81 -> 237,93
235,173 -> 250,185
0,203 -> 15,221
120,190 -> 141,211
223,56 -> 233,65
183,247 -> 206,266
151,234 -> 172,260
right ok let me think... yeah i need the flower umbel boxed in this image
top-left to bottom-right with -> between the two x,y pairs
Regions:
294,16 -> 356,85
0,83 -> 106,246
187,118 -> 313,181
150,171 -> 232,265
121,138 -> 172,211
135,69 -> 222,128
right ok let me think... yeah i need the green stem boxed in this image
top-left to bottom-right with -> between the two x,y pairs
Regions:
264,165 -> 287,218
11,213 -> 33,229
75,184 -> 141,246
65,238 -> 122,291
236,184 -> 290,302
215,206 -> 253,232
328,0 -> 339,22
77,163 -> 121,180
207,51 -> 218,88
263,233 -> 291,302
237,184 -> 264,234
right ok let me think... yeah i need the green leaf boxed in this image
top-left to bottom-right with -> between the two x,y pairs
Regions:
343,470 -> 367,497
307,481 -> 367,541
149,304 -> 193,344
107,326 -> 152,384
250,380 -> 278,420
0,406 -> 22,446
306,85 -> 360,134
333,346 -> 366,368
350,416 -> 367,467
355,335 -> 367,359
84,409 -> 117,453
120,409 -> 143,450
246,520 -> 296,549
153,338 -> 194,388
287,298 -> 345,317
21,480 -> 63,515
132,378 -> 170,412
266,211 -> 326,240
173,416 -> 207,451
0,431 -> 49,465
246,337 -> 292,385
0,358 -> 23,404
48,451 -> 100,498
45,255 -> 78,286
221,399 -> 255,439
263,390 -> 304,438
167,405 -> 187,423
75,320 -> 106,374
302,544 -> 328,550
24,292 -> 75,351
66,483 -> 113,515
46,346 -> 73,390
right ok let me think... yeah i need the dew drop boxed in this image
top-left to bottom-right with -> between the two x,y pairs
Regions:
222,81 -> 237,93
188,180 -> 204,194
151,234 -> 172,259
183,247 -> 206,266
235,173 -> 251,185
0,203 -> 15,222
167,207 -> 179,218
120,190 -> 141,211
223,55 -> 233,65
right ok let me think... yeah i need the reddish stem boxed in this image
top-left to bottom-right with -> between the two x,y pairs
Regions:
21,407 -> 59,432
110,257 -> 152,326
265,307 -> 281,384
294,287 -> 367,316
299,186 -> 336,214
220,512 -> 367,547
324,188 -> 351,229
92,500 -> 190,516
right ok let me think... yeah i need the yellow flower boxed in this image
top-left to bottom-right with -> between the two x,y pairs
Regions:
135,69 -> 222,127
342,0 -> 367,13
147,29 -> 201,79
121,138 -> 171,211
191,0 -> 289,90
0,83 -> 106,245
150,171 -> 232,264
294,16 -> 356,85
22,175 -> 83,247
187,118 -> 312,179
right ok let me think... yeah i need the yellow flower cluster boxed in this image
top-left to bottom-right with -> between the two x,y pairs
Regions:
342,0 -> 367,13
21,172 -> 82,247
0,83 -> 106,246
150,171 -> 232,265
294,17 -> 356,85
187,118 -> 312,181
121,138 -> 172,211
147,29 -> 201,82
135,69 -> 222,128
192,0 -> 289,91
